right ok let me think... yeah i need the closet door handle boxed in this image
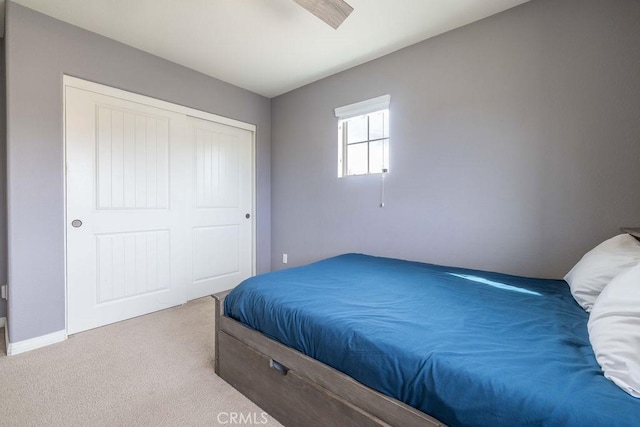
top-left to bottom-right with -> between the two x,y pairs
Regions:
71,219 -> 83,228
245,213 -> 251,219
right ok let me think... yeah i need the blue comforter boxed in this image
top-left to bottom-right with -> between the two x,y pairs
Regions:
224,254 -> 640,426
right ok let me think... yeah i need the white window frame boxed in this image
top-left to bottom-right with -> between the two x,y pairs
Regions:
335,95 -> 390,177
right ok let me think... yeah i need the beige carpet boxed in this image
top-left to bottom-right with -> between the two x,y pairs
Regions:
0,298 -> 282,426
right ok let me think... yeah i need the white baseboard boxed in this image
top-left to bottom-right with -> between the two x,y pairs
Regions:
6,329 -> 67,356
0,317 -> 5,328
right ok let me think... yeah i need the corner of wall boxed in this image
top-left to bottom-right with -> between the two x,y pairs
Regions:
0,16 -> 7,322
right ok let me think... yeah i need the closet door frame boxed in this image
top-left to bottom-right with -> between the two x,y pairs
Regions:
62,75 -> 256,334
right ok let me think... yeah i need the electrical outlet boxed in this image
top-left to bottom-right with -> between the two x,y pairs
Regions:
1,284 -> 7,300
282,254 -> 288,264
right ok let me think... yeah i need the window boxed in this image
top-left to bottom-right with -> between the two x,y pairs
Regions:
335,95 -> 390,177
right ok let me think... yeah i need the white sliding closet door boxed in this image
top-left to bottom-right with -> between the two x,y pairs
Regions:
66,87 -> 190,335
188,117 -> 253,300
65,80 -> 254,335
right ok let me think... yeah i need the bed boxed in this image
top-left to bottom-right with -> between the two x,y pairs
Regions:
214,253 -> 640,426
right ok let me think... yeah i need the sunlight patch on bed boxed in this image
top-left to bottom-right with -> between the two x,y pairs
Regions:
448,273 -> 542,296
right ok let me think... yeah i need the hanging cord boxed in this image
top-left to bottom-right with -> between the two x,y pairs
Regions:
380,168 -> 388,207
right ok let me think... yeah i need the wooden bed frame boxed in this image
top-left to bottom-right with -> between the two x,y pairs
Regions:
213,292 -> 445,427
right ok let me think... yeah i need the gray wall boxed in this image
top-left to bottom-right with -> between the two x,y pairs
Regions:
271,0 -> 640,279
5,2 -> 271,342
0,39 -> 6,322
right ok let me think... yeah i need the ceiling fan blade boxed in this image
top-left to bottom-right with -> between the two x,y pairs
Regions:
292,0 -> 354,29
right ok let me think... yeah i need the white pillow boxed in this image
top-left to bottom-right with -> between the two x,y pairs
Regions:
588,263 -> 640,397
564,234 -> 640,311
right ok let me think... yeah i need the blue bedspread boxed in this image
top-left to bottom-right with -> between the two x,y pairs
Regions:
224,254 -> 640,426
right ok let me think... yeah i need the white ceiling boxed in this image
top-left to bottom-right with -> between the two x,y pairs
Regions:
12,0 -> 530,98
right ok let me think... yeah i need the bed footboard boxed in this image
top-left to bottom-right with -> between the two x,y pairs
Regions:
213,292 -> 444,427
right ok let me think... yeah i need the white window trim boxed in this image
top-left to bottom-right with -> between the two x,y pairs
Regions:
336,95 -> 391,177
334,94 -> 391,120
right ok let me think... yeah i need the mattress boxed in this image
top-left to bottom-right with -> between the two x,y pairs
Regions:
224,254 -> 640,426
